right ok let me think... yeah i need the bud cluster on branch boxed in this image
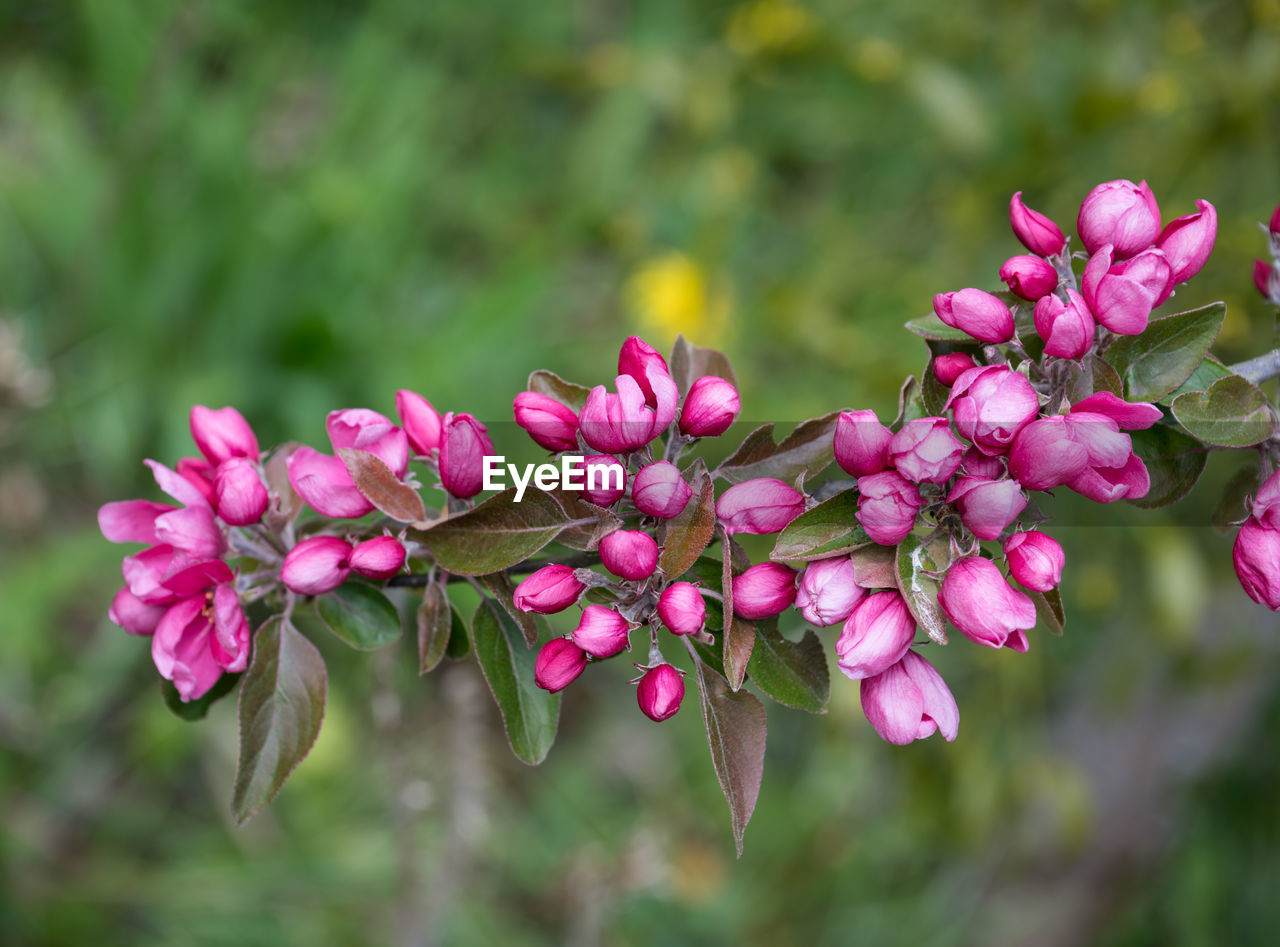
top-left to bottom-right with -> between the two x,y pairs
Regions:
98,180 -> 1280,850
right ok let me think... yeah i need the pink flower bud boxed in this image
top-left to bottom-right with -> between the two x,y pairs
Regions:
109,586 -> 167,635
1234,518 -> 1280,611
731,562 -> 798,619
154,505 -> 226,560
855,470 -> 922,546
1004,530 -> 1064,593
632,461 -> 693,519
657,581 -> 706,634
1077,179 -> 1162,258
213,457 -> 269,526
580,454 -> 627,506
514,564 -> 586,614
1000,254 -> 1059,300
715,478 -> 806,535
961,445 -> 1005,480
98,499 -> 176,545
861,650 -> 959,745
395,389 -> 443,455
327,408 -> 410,479
439,412 -> 495,499
933,354 -> 977,387
796,555 -> 865,627
933,289 -> 1015,344
1271,204 -> 1280,237
1033,288 -> 1095,359
1009,191 -> 1067,257
535,638 -> 588,692
287,446 -> 373,519
513,392 -> 580,453
888,417 -> 964,484
679,375 -> 741,437
1081,245 -> 1173,335
281,536 -> 353,596
349,536 -> 407,580
835,591 -> 915,680
834,409 -> 893,477
1068,392 -> 1162,430
1252,469 -> 1280,531
1008,416 -> 1090,491
570,605 -> 632,658
1255,260 -> 1278,302
598,529 -> 659,581
946,476 -> 1027,541
579,375 -> 662,453
190,405 -> 259,465
636,663 -> 685,721
1156,199 -> 1216,285
944,366 -> 1040,457
938,556 -> 1036,652
618,336 -> 679,435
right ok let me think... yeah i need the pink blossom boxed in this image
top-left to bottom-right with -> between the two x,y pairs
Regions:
716,478 -> 806,535
280,536 -> 353,596
1000,254 -> 1058,301
535,638 -> 588,692
1033,289 -> 1095,359
835,591 -> 915,681
151,581 -> 250,702
855,470 -> 922,546
796,555 -> 864,627
1004,531 -> 1064,593
1077,179 -> 1162,258
213,458 -> 269,526
636,664 -> 685,721
1009,191 -> 1067,257
933,354 -> 977,388
514,564 -> 585,614
834,409 -> 892,477
439,412 -> 494,499
395,390 -> 443,455
513,392 -> 580,453
571,605 -> 632,658
860,650 -> 959,745
932,289 -> 1015,343
944,366 -> 1040,457
632,461 -> 693,519
946,476 -> 1027,541
657,582 -> 706,635
888,417 -> 964,484
189,405 -> 259,465
939,556 -> 1036,652
1157,199 -> 1217,285
349,536 -> 406,580
679,376 -> 740,437
1234,518 -> 1280,611
598,530 -> 659,581
731,562 -> 798,620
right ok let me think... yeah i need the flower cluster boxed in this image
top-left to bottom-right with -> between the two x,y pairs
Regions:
1253,203 -> 1280,306
517,337 -> 742,721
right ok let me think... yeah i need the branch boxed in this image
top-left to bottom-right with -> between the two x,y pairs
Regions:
1230,348 -> 1280,386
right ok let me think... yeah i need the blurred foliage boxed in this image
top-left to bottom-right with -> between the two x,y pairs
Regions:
2,0 -> 1280,944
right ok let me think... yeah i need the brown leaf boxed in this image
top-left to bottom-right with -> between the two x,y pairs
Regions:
849,544 -> 897,589
658,460 -> 716,578
338,448 -> 426,524
264,442 -> 304,530
693,658 -> 767,857
669,334 -> 739,397
720,527 -> 754,690
714,413 -> 840,484
417,581 -> 453,673
528,369 -> 592,412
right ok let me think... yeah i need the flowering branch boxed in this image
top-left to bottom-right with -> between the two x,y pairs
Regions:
97,180 -> 1280,852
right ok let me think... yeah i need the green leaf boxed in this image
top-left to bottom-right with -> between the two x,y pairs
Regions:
920,360 -> 950,417
1127,424 -> 1208,509
477,570 -> 538,647
315,581 -> 402,650
1103,302 -> 1225,401
746,621 -> 829,713
1212,462 -> 1261,533
1159,354 -> 1232,405
528,369 -> 591,412
693,659 -> 767,858
771,489 -> 866,562
409,489 -> 577,576
470,599 -> 560,765
1063,354 -> 1123,404
1027,586 -> 1065,636
669,334 -> 738,396
417,582 -> 452,674
445,607 -> 471,659
161,671 -> 240,721
1170,374 -> 1276,447
232,617 -> 328,825
849,544 -> 896,589
904,312 -> 975,342
894,534 -> 949,645
714,413 -> 840,484
659,460 -> 717,578
680,555 -> 725,590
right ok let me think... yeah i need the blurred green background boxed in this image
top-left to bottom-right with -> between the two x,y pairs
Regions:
3,0 -> 1280,944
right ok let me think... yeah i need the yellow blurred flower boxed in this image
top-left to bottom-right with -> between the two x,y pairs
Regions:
626,252 -> 732,346
726,0 -> 813,57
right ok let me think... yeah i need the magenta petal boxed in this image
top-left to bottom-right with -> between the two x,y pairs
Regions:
1070,392 -> 1162,430
900,650 -> 959,742
122,545 -> 181,604
861,661 -> 925,745
98,499 -> 177,544
108,586 -> 168,635
145,459 -> 212,509
152,597 -> 224,702
161,557 -> 234,596
154,505 -> 226,559
212,583 -> 250,672
287,446 -> 373,519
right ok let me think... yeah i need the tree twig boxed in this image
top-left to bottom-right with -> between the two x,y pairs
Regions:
1230,348 -> 1280,386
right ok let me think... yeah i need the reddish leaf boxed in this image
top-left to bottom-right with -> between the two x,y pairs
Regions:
338,448 -> 426,524
669,334 -> 738,397
659,460 -> 716,578
692,657 -> 767,857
